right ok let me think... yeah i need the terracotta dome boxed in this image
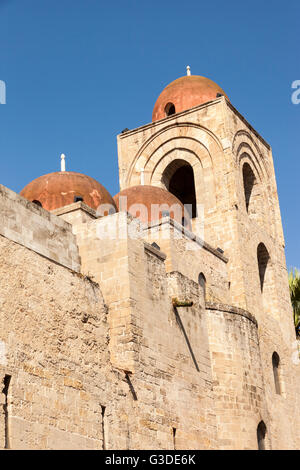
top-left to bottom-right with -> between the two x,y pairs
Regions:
20,171 -> 117,212
113,185 -> 191,229
152,75 -> 229,121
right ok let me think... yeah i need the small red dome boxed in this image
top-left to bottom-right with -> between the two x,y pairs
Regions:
152,75 -> 229,122
113,185 -> 191,229
20,171 -> 117,212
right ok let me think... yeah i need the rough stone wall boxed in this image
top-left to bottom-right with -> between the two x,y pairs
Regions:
0,184 -> 80,272
67,212 -> 221,449
0,185 -> 298,448
206,304 -> 269,450
0,234 -> 123,449
116,97 -> 300,449
223,103 -> 299,448
0,87 -> 298,449
122,247 -> 218,449
142,218 -> 229,304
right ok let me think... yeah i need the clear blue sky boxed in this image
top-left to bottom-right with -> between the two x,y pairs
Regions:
0,0 -> 299,269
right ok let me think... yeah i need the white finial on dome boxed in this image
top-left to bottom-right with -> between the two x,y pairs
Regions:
61,153 -> 66,172
186,65 -> 191,76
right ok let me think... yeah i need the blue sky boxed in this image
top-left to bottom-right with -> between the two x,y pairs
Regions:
0,0 -> 299,269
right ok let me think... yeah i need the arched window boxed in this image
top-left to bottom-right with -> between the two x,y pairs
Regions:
165,102 -> 175,117
241,160 -> 269,229
198,273 -> 206,298
257,421 -> 267,450
257,243 -> 270,292
162,159 -> 197,218
32,200 -> 42,207
272,352 -> 281,395
243,163 -> 256,213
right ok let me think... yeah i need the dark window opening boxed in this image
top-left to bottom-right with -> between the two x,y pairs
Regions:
163,159 -> 197,219
257,421 -> 267,450
101,405 -> 106,450
2,375 -> 11,449
272,352 -> 281,395
32,200 -> 42,207
165,102 -> 176,117
198,273 -> 206,298
257,243 -> 270,292
74,195 -> 84,203
243,163 -> 256,213
172,427 -> 177,450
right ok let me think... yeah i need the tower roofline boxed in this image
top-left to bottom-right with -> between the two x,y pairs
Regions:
118,96 -> 271,151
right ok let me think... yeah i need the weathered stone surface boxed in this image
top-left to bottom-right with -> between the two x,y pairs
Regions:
0,93 -> 299,450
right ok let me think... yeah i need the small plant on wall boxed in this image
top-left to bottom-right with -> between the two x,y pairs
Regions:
289,268 -> 300,337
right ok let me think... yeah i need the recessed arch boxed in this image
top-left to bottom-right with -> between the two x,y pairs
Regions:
233,131 -> 277,238
162,159 -> 197,218
239,156 -> 269,229
126,123 -> 223,188
233,129 -> 271,181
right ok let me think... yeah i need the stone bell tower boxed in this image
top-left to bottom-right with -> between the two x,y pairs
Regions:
117,68 -> 299,449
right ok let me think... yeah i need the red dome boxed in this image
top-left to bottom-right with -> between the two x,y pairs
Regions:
20,171 -> 117,212
113,185 -> 191,229
152,75 -> 229,122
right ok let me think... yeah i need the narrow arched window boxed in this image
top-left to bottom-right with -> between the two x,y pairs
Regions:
242,163 -> 256,213
272,352 -> 281,395
165,102 -> 175,117
257,243 -> 270,292
198,273 -> 206,298
257,421 -> 267,450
